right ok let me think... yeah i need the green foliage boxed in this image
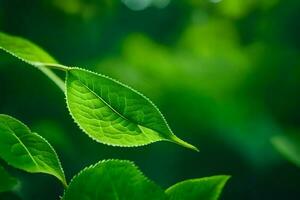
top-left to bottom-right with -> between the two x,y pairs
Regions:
0,165 -> 18,193
63,159 -> 229,200
0,32 -> 230,199
1,0 -> 299,199
32,120 -> 74,153
166,175 -> 230,200
63,160 -> 166,200
0,31 -> 197,151
66,68 -> 197,150
0,110 -> 228,200
0,32 -> 57,65
271,133 -> 300,168
0,32 -> 66,91
0,114 -> 228,200
0,114 -> 66,186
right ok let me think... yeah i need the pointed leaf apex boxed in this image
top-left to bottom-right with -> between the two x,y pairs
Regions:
170,136 -> 199,152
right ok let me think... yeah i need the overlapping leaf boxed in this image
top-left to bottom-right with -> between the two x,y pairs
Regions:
63,159 -> 230,200
63,160 -> 166,200
0,114 -> 66,186
165,175 -> 230,200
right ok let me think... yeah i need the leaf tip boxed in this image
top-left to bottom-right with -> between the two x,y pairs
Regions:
170,136 -> 199,152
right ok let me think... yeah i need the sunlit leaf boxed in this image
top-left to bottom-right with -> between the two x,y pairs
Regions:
66,68 -> 198,150
63,160 -> 166,200
0,32 -> 197,151
0,114 -> 66,186
0,165 -> 18,193
165,175 -> 230,200
271,133 -> 300,167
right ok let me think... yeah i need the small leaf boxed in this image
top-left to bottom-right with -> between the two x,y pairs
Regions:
66,68 -> 198,150
0,165 -> 18,193
0,32 -> 66,91
271,133 -> 300,168
63,160 -> 166,200
165,175 -> 230,200
0,114 -> 67,186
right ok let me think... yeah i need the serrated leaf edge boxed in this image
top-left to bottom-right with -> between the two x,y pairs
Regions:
0,32 -> 197,150
165,175 -> 231,199
63,159 -> 166,198
0,114 -> 67,187
0,32 -> 58,66
65,67 -> 198,150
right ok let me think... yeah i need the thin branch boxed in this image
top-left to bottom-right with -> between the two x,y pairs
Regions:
36,66 -> 65,92
34,62 -> 70,71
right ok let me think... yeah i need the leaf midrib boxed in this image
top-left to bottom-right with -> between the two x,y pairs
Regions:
73,77 -> 164,140
4,122 -> 39,168
108,173 -> 120,200
74,78 -> 132,123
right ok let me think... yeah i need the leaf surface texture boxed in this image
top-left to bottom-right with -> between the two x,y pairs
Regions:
63,160 -> 166,200
0,114 -> 66,186
165,175 -> 230,200
66,68 -> 197,150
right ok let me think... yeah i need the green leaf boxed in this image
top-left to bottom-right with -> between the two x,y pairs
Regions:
0,165 -> 18,193
66,68 -> 198,150
0,32 -> 57,65
0,114 -> 67,186
0,32 -> 197,151
63,160 -> 166,200
165,175 -> 230,200
271,133 -> 300,167
0,31 -> 66,91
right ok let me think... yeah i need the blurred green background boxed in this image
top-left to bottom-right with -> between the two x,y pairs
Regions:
0,0 -> 300,199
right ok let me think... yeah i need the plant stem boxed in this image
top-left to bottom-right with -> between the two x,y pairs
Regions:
170,135 -> 199,152
62,179 -> 68,189
35,62 -> 70,71
36,66 -> 65,92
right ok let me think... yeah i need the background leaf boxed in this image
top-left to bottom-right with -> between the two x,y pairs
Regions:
0,114 -> 66,186
271,133 -> 300,168
165,175 -> 230,200
0,165 -> 18,193
63,159 -> 166,200
66,68 -> 198,150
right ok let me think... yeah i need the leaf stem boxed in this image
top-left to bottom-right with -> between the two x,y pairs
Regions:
36,66 -> 65,92
170,135 -> 199,152
62,179 -> 68,189
35,62 -> 70,71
